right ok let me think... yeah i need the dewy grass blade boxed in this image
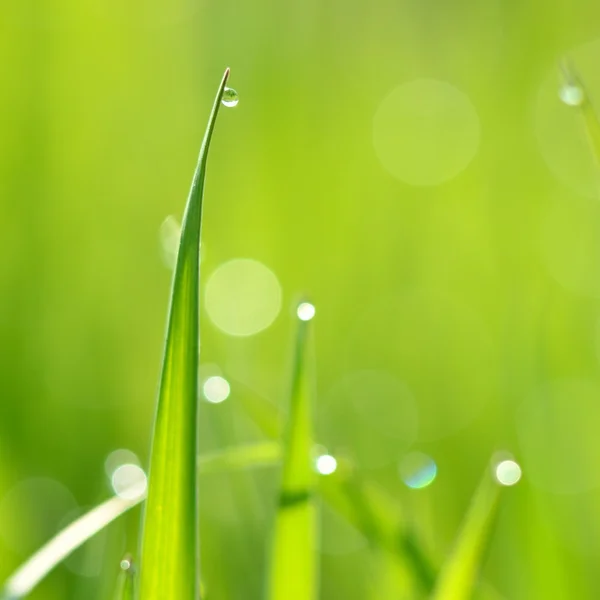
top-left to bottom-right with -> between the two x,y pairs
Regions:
267,306 -> 317,600
1,491 -> 143,599
113,555 -> 136,600
431,464 -> 502,600
560,60 -> 600,175
138,67 -> 231,600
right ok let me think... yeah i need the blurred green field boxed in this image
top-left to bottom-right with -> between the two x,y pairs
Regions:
3,1 -> 600,598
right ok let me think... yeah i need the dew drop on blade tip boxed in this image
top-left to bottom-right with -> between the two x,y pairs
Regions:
559,84 -> 584,107
222,87 -> 239,107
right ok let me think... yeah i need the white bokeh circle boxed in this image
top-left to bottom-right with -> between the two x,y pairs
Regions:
373,79 -> 481,186
204,259 -> 282,337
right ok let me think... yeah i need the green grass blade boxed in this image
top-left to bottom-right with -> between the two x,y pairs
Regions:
318,458 -> 435,594
1,492 -> 142,599
114,555 -> 136,600
232,381 -> 436,593
138,67 -> 230,600
198,442 -> 281,474
561,60 -> 600,169
431,464 -> 502,600
267,307 -> 317,600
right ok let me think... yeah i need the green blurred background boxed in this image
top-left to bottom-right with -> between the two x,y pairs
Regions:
3,0 -> 600,598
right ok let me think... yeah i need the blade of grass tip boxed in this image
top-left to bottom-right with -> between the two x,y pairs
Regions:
431,462 -> 503,600
267,302 -> 317,600
1,489 -> 144,599
138,67 -> 231,600
198,442 -> 282,475
113,555 -> 136,600
560,60 -> 600,173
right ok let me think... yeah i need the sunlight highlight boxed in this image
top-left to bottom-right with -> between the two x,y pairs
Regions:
203,375 -> 231,403
494,460 -> 522,486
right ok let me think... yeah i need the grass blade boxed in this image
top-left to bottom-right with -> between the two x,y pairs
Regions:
431,464 -> 501,600
318,458 -> 435,595
232,379 -> 436,594
267,306 -> 317,600
561,60 -> 600,170
1,492 -> 142,599
138,67 -> 230,600
113,555 -> 136,600
198,442 -> 281,474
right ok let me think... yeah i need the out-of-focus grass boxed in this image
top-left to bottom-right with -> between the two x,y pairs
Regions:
2,1 -> 600,599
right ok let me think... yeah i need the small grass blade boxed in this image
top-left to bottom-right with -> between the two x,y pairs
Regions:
560,60 -> 600,169
318,458 -> 435,595
113,555 -> 136,600
138,67 -> 230,600
1,492 -> 142,599
431,464 -> 502,600
267,306 -> 317,600
232,382 -> 436,593
198,442 -> 281,474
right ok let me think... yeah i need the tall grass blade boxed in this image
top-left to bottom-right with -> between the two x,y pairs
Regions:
113,555 -> 136,600
1,492 -> 142,599
431,465 -> 501,600
138,67 -> 231,600
267,307 -> 317,600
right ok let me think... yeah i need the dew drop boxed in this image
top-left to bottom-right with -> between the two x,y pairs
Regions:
559,84 -> 585,107
494,459 -> 522,486
315,454 -> 337,475
297,302 -> 316,321
222,87 -> 239,108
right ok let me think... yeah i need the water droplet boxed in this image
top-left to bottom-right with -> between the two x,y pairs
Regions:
297,302 -> 316,321
315,454 -> 337,475
494,459 -> 522,486
222,87 -> 239,108
559,84 -> 585,107
120,558 -> 132,571
399,452 -> 437,489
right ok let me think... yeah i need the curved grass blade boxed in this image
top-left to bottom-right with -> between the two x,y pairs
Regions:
1,491 -> 143,599
267,307 -> 317,600
431,464 -> 502,600
138,67 -> 231,600
113,555 -> 136,600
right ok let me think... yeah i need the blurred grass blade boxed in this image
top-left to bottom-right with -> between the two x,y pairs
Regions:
431,464 -> 501,600
232,380 -> 436,594
138,67 -> 231,600
113,555 -> 136,600
1,493 -> 142,599
198,442 -> 281,474
267,307 -> 317,600
318,459 -> 435,595
561,60 -> 600,169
